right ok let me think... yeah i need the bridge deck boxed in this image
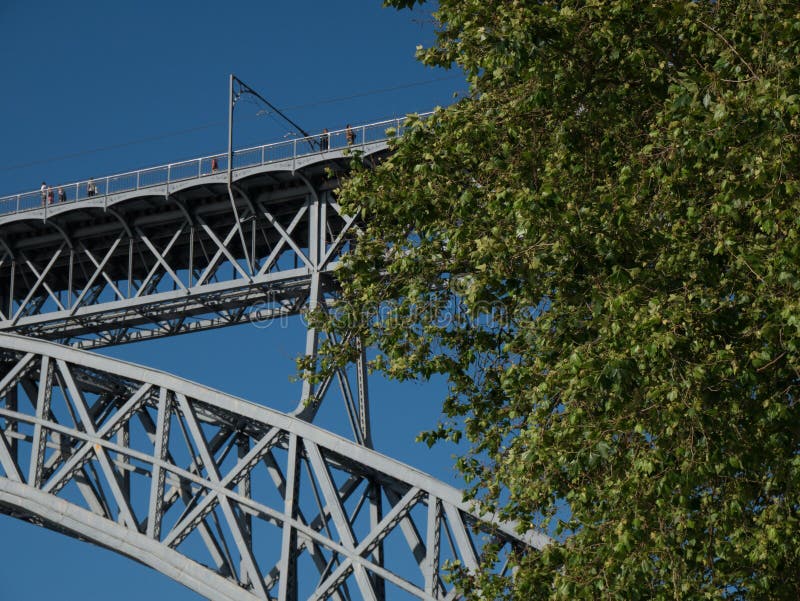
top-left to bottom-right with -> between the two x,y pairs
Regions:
0,116 -> 407,347
0,118 -> 406,220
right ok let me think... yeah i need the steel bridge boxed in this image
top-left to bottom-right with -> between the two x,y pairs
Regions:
0,117 -> 548,599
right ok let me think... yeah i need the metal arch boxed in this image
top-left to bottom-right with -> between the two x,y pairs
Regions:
42,218 -> 73,250
166,194 -> 195,228
0,482 -> 262,601
106,206 -> 135,239
0,333 -> 549,600
0,236 -> 14,260
231,184 -> 257,217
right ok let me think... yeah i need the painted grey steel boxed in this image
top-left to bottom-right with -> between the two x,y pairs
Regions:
0,117 -> 407,444
0,116 -> 417,218
0,114 -> 421,353
0,110 -> 549,599
0,334 -> 549,600
0,145 -> 380,349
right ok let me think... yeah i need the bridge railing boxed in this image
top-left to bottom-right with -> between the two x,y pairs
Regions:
0,114 -> 428,217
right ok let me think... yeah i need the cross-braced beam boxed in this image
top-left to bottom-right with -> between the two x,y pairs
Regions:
0,334 -> 549,601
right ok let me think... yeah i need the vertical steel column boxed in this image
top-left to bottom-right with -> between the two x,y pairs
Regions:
8,260 -> 14,318
127,239 -> 134,298
188,226 -> 195,288
300,187 -> 322,403
425,496 -> 442,597
146,387 -> 171,541
28,356 -> 53,488
117,422 -> 131,500
6,385 -> 17,459
278,433 -> 300,601
369,480 -> 385,600
237,434 -> 253,586
67,249 -> 74,307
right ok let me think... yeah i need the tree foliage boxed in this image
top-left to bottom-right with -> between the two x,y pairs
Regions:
307,1 -> 800,598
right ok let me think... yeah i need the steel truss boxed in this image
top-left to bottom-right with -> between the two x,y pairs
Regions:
0,334 -> 548,600
0,149 -> 368,349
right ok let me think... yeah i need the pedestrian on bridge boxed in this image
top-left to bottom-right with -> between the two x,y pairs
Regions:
87,178 -> 97,197
57,187 -> 66,203
320,128 -> 329,151
345,124 -> 355,146
40,182 -> 47,205
46,187 -> 54,204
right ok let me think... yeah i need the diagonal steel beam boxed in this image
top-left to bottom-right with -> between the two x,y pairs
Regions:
133,225 -> 186,298
56,359 -> 138,529
43,382 -> 153,496
70,237 -> 124,314
27,356 -> 54,488
161,425 -> 282,548
174,392 -> 270,600
79,239 -> 126,301
256,200 -> 309,277
305,440 -> 378,601
257,202 -> 312,270
194,220 -> 243,287
12,246 -> 64,324
0,353 -> 36,398
196,216 -> 252,283
310,486 -> 423,601
0,427 -> 22,481
21,255 -> 65,312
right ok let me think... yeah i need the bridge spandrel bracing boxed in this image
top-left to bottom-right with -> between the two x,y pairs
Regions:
0,153 -> 364,348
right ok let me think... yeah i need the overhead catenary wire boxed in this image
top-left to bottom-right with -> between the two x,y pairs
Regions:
0,74 -> 464,175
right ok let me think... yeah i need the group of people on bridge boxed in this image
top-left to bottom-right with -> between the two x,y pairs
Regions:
318,124 -> 356,151
40,178 -> 97,205
36,124 -> 359,209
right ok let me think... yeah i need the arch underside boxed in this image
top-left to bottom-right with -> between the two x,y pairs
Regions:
0,334 -> 547,600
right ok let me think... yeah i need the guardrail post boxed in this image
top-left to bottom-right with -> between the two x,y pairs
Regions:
292,139 -> 297,172
16,195 -> 20,212
262,145 -> 265,165
137,171 -> 140,190
167,164 -> 171,184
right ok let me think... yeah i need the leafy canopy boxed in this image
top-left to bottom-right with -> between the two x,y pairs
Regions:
306,1 -> 800,598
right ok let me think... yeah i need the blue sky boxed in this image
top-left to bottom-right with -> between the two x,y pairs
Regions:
0,1 -> 470,598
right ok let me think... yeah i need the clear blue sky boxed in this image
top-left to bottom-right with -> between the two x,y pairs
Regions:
0,1 -> 469,598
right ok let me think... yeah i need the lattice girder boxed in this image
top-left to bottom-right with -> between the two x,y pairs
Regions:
0,334 -> 549,601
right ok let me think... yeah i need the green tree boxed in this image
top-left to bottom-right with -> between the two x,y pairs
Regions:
305,1 -> 800,598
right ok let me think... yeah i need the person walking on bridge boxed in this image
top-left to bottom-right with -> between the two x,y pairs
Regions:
40,182 -> 47,206
57,187 -> 66,203
345,124 -> 355,146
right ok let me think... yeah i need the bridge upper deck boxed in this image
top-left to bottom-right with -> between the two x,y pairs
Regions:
0,116 -> 410,224
0,116 -> 418,347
